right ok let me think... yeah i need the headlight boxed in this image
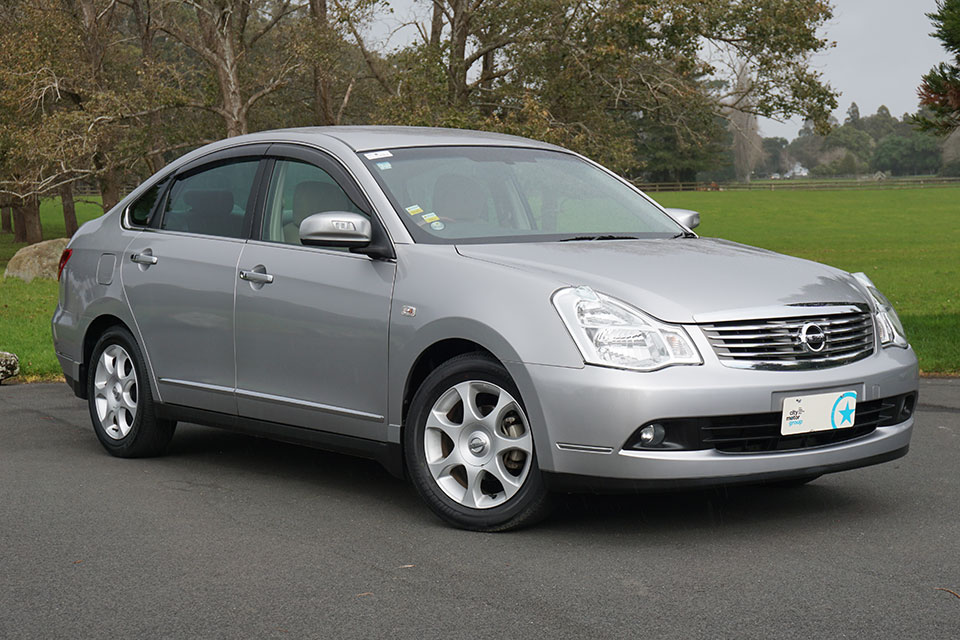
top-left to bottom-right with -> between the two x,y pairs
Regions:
552,286 -> 702,371
852,272 -> 908,348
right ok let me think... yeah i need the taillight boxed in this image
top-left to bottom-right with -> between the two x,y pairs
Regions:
57,249 -> 72,281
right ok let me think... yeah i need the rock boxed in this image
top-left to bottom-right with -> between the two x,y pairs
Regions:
0,351 -> 19,383
3,237 -> 70,282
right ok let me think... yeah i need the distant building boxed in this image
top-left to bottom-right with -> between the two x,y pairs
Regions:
785,162 -> 809,178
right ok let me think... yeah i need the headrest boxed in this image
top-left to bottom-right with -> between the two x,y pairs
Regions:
292,181 -> 355,223
432,174 -> 488,221
183,189 -> 234,216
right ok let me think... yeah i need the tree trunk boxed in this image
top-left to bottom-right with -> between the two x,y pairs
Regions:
479,47 -> 496,115
12,204 -> 26,243
60,182 -> 79,237
98,169 -> 122,213
1,206 -> 11,234
430,0 -> 444,47
447,0 -> 471,105
216,60 -> 246,136
21,196 -> 43,245
313,66 -> 336,125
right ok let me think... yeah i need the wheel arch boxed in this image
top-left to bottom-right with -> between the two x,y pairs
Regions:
79,314 -> 159,401
401,338 -> 498,426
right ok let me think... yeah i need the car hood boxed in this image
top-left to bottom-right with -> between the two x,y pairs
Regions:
456,238 -> 868,323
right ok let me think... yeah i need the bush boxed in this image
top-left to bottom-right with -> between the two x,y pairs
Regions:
940,158 -> 960,177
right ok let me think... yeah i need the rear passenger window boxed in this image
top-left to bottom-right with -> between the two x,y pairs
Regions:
161,160 -> 259,238
128,182 -> 164,227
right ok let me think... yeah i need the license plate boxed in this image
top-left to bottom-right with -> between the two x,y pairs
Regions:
781,390 -> 858,436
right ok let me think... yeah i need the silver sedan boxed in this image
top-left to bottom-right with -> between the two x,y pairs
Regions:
52,127 -> 919,530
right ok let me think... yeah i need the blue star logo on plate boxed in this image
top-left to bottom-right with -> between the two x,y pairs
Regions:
830,391 -> 858,429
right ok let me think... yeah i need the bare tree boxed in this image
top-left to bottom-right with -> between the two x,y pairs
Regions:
728,65 -> 763,182
160,0 -> 303,137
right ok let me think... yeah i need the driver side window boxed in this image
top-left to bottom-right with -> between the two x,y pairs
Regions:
261,159 -> 364,246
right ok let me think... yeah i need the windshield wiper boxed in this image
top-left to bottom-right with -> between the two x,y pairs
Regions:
671,231 -> 697,239
559,234 -> 640,242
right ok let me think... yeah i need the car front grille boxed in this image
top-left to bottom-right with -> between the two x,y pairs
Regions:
700,309 -> 875,369
624,393 -> 917,454
698,395 -> 904,453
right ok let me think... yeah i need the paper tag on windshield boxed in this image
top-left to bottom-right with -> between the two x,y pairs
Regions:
364,150 -> 393,160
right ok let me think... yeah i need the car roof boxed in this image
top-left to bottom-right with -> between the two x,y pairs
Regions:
257,125 -> 564,153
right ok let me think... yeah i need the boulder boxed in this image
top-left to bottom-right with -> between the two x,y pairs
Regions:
0,351 -> 19,383
3,237 -> 69,282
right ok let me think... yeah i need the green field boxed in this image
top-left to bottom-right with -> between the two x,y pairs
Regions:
1,198 -> 104,381
656,188 -> 960,374
1,189 -> 958,381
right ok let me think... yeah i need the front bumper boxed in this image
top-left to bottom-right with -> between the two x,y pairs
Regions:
506,342 -> 918,489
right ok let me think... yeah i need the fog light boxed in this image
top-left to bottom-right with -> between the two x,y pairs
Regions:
638,423 -> 666,447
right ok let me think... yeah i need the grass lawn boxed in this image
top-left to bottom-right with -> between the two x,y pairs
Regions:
656,188 -> 960,374
1,188 -> 958,380
1,198 -> 103,381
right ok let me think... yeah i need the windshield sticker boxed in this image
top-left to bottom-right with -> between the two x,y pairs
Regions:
364,150 -> 393,160
405,204 -> 424,215
421,213 -> 439,223
430,221 -> 445,231
376,161 -> 392,170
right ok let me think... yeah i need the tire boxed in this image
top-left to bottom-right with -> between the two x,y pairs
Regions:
86,326 -> 176,458
404,353 -> 553,531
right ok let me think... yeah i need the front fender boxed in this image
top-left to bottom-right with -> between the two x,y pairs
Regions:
387,244 -> 584,448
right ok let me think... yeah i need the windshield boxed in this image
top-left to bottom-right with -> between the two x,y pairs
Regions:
359,146 -> 682,244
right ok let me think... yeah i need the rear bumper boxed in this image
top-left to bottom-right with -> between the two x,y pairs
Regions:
55,352 -> 85,399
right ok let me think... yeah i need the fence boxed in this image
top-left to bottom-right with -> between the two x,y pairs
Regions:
633,176 -> 960,192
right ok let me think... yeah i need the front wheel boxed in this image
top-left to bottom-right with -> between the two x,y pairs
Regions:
87,326 -> 176,458
404,354 -> 552,531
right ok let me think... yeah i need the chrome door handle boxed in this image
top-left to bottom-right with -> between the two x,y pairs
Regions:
239,269 -> 274,284
130,253 -> 158,265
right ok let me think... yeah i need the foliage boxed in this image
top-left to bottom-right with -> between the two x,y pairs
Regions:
915,0 -> 960,135
757,136 -> 789,176
941,157 -> 960,176
872,133 -> 943,175
0,0 -> 841,206
786,104 -> 943,177
371,0 -> 838,178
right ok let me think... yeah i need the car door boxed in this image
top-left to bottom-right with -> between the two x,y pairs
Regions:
121,147 -> 267,414
234,145 -> 397,441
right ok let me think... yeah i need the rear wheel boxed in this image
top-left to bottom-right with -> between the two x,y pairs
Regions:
87,326 -> 175,457
404,354 -> 552,531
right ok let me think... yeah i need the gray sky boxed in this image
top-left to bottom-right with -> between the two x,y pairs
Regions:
369,0 -> 950,141
759,0 -> 947,139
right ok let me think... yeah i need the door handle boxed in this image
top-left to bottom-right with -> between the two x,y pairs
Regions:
130,253 -> 158,265
239,269 -> 274,284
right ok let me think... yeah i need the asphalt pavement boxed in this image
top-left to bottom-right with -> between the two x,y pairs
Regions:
1,378 -> 958,639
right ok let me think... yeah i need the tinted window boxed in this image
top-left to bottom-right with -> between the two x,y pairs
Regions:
161,160 -> 260,238
128,182 -> 163,227
261,159 -> 364,245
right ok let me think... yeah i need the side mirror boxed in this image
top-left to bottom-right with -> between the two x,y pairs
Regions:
299,212 -> 372,247
664,208 -> 700,230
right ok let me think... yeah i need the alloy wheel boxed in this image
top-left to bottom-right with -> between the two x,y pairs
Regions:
423,380 -> 533,509
93,344 -> 139,440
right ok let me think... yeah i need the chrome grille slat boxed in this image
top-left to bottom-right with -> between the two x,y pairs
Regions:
701,311 -> 875,370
